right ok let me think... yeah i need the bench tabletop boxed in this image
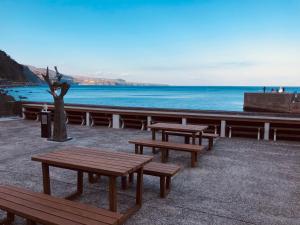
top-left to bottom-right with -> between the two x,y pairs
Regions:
148,123 -> 208,133
32,147 -> 153,176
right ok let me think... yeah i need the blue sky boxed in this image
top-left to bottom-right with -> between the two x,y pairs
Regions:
1,0 -> 300,85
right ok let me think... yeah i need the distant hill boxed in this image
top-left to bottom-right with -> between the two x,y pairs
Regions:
0,50 -> 43,86
0,50 -> 164,87
27,65 -> 76,84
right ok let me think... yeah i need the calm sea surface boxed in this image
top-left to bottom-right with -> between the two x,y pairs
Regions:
6,86 -> 300,112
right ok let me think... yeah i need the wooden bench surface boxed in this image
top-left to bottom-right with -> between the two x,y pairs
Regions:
144,162 -> 181,177
0,185 -> 122,225
228,125 -> 263,129
129,139 -> 205,152
202,133 -> 219,138
271,127 -> 300,131
165,131 -> 218,138
148,123 -> 208,133
32,147 -> 153,176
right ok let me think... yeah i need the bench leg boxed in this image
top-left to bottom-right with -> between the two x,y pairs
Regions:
109,176 -> 117,212
77,171 -> 83,194
198,136 -> 202,145
184,136 -> 190,144
191,152 -> 197,167
160,176 -> 167,198
135,144 -> 139,154
129,173 -> 134,184
208,138 -> 213,150
0,212 -> 14,225
152,129 -> 157,154
161,150 -> 167,163
121,176 -> 128,190
136,168 -> 143,206
140,146 -> 144,154
166,177 -> 171,191
42,163 -> 51,195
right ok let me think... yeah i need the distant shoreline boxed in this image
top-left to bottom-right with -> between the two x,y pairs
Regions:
0,83 -> 39,88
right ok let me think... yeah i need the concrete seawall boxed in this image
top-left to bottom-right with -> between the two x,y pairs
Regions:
244,93 -> 300,113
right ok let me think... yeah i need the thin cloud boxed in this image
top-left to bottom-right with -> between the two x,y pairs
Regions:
139,61 -> 260,71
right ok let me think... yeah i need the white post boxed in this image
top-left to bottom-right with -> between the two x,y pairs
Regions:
182,117 -> 187,125
86,112 -> 90,127
147,116 -> 152,131
220,120 -> 226,137
264,122 -> 270,141
112,114 -> 120,129
22,107 -> 26,119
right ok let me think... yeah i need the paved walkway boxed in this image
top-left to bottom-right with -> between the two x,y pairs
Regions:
0,119 -> 300,225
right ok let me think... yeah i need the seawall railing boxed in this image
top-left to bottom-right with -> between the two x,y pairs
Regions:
21,101 -> 300,141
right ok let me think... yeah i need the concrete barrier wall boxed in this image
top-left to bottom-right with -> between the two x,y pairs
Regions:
244,93 -> 296,113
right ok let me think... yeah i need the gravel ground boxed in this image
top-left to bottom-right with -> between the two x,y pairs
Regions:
0,119 -> 300,225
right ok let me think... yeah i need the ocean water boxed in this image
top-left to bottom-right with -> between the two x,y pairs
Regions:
6,86 -> 300,112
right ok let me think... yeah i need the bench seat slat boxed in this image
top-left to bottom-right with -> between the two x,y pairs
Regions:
129,139 -> 204,152
0,188 -> 119,224
0,198 -> 83,225
3,186 -> 121,219
0,194 -> 108,225
144,162 -> 181,176
0,186 -> 121,225
165,131 -> 219,138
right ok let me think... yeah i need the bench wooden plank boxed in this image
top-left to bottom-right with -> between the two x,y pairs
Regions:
144,162 -> 181,176
2,186 -> 121,219
45,152 -> 141,170
129,139 -> 204,152
32,148 -> 153,176
0,186 -> 122,225
58,149 -> 151,164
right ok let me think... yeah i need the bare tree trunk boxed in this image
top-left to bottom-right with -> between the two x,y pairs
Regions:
42,66 -> 70,142
53,97 -> 67,141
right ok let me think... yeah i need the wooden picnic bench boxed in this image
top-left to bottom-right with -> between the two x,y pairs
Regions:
31,147 -> 153,221
128,162 -> 181,198
148,122 -> 208,154
121,116 -> 147,130
271,127 -> 300,141
228,125 -> 263,140
90,113 -> 112,127
129,139 -> 205,167
0,185 -> 122,225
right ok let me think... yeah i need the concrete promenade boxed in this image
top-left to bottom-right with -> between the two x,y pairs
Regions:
0,119 -> 299,225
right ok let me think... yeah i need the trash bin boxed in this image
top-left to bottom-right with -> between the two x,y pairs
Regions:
41,111 -> 52,138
